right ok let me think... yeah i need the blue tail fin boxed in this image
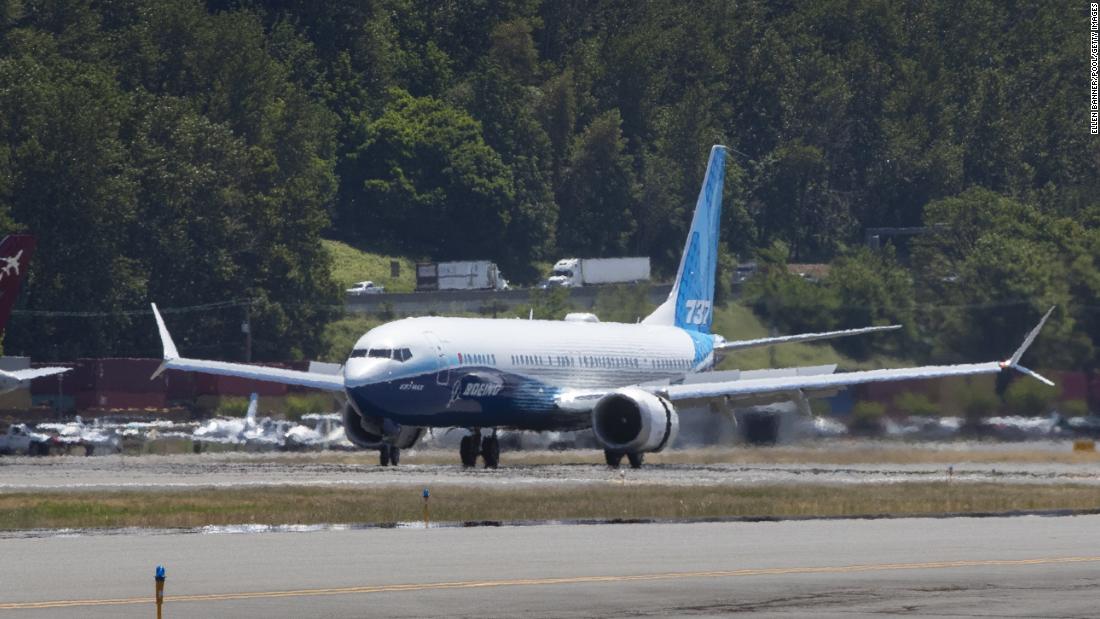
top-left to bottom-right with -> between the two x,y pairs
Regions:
643,145 -> 726,333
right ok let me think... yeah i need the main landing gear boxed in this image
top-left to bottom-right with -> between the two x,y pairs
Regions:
460,430 -> 500,469
379,444 -> 400,466
604,449 -> 645,469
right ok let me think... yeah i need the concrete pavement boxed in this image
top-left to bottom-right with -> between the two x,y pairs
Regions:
2,514 -> 1099,617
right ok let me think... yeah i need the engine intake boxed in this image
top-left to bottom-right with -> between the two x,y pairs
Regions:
592,387 -> 678,453
342,403 -> 424,449
342,402 -> 384,448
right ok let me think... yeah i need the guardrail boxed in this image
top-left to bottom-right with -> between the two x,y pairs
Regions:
345,284 -> 674,316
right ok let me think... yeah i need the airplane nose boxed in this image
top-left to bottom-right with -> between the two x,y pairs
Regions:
344,358 -> 391,385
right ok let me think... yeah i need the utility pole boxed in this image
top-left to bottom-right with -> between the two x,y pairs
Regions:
242,303 -> 252,363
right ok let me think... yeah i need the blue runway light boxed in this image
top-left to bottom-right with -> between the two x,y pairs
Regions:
155,565 -> 166,581
422,488 -> 430,499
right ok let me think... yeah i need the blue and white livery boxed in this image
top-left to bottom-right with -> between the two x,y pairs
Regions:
150,145 -> 1054,468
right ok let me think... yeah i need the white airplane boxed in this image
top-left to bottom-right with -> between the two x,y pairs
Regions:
150,145 -> 1054,468
284,413 -> 352,450
36,415 -> 122,456
193,392 -> 260,445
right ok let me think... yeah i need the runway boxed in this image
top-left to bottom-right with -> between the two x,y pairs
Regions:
2,515 -> 1099,617
2,450 -> 1099,490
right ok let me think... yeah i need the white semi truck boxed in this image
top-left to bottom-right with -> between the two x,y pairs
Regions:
416,261 -> 509,291
546,257 -> 650,287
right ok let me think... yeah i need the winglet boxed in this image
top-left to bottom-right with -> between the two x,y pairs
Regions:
1000,306 -> 1055,386
150,303 -> 179,379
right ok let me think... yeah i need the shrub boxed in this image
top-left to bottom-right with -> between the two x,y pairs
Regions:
849,401 -> 885,436
894,392 -> 939,417
215,397 -> 251,418
1003,378 -> 1058,416
1059,399 -> 1089,417
528,286 -> 572,320
960,390 -> 999,435
285,394 -> 338,422
593,284 -> 654,323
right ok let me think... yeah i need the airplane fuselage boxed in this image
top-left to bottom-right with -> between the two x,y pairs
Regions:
343,316 -> 716,431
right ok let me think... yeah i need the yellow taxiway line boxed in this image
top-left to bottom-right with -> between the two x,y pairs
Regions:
3,555 -> 1098,610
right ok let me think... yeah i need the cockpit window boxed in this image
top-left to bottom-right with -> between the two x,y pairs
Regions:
351,348 -> 413,361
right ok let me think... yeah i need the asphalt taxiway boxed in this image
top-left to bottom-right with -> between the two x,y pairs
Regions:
2,514 -> 1099,617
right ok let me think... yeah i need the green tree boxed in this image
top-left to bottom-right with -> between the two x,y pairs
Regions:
912,188 -> 1094,368
556,110 -> 639,256
742,241 -> 838,335
340,89 -> 515,263
826,246 -> 917,359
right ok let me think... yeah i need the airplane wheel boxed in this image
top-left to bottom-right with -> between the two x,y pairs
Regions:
459,435 -> 478,468
481,435 -> 500,469
627,452 -> 645,469
389,445 -> 400,466
379,446 -> 391,466
604,449 -> 624,468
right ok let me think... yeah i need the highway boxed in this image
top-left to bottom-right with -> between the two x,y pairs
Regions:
344,283 -> 674,315
2,515 -> 1099,617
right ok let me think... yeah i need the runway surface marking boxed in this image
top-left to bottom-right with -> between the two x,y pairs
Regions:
3,555 -> 1098,610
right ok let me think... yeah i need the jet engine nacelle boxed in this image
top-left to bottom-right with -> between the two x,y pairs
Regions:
591,387 -> 679,453
342,402 -> 424,449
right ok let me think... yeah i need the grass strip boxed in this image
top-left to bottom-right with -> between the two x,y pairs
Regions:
1,483 -> 1099,530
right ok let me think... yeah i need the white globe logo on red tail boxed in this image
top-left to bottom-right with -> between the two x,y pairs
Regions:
0,250 -> 22,282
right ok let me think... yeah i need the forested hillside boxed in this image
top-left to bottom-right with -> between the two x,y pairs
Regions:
0,1 -> 1096,367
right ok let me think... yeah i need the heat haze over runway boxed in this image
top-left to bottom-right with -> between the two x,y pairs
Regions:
2,448 -> 1099,491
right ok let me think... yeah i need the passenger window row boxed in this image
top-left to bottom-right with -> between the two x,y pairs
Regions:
459,353 -> 496,365
508,354 -> 690,370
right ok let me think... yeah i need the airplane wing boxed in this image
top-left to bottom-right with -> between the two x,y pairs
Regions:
149,304 -> 345,392
559,308 -> 1054,411
0,367 -> 70,382
715,325 -> 900,352
661,361 -> 1002,402
661,308 -> 1054,403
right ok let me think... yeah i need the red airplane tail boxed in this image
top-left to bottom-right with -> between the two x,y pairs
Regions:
0,235 -> 35,333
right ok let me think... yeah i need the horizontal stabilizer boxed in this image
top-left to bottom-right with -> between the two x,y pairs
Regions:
716,325 -> 901,352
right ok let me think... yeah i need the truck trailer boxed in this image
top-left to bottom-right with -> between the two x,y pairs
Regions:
416,261 -> 509,291
546,257 -> 650,287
